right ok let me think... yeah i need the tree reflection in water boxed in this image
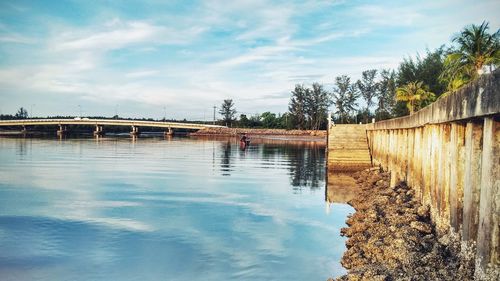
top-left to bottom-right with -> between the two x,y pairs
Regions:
214,136 -> 326,190
220,140 -> 232,176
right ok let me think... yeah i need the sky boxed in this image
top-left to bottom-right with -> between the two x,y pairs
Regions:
0,0 -> 498,120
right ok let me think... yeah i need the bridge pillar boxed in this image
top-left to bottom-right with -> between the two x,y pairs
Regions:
130,126 -> 140,136
93,125 -> 104,136
57,124 -> 67,136
165,127 -> 174,136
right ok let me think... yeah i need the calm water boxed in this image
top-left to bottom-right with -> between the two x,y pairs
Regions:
0,136 -> 352,281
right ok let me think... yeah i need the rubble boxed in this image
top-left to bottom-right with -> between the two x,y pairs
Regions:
333,168 -> 475,281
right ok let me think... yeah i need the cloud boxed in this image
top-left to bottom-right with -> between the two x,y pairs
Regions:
125,70 -> 159,78
354,4 -> 423,26
55,20 -> 204,52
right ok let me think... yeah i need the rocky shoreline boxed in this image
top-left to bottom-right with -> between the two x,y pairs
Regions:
331,168 -> 474,281
190,127 -> 326,137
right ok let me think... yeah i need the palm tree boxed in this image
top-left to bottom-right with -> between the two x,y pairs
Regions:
441,21 -> 499,90
396,81 -> 435,114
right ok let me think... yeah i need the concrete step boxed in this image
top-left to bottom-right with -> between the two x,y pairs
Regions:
328,125 -> 371,171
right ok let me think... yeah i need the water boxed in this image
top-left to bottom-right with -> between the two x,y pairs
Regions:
0,136 -> 352,281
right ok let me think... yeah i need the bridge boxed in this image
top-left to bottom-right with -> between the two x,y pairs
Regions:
0,118 -> 226,136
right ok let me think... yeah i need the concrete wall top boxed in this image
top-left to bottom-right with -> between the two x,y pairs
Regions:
368,70 -> 500,130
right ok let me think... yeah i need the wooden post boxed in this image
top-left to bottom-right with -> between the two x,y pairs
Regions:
475,118 -> 499,273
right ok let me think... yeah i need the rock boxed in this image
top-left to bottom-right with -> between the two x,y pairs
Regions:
417,205 -> 430,218
410,221 -> 432,234
333,168 -> 474,281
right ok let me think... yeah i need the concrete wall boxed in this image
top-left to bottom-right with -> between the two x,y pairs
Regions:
366,70 -> 499,277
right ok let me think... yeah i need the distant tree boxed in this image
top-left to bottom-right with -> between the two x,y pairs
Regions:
261,112 -> 278,128
238,114 -> 251,128
15,107 -> 28,119
332,75 -> 359,123
441,21 -> 499,91
396,81 -> 435,114
219,99 -> 237,126
278,112 -> 293,129
288,84 -> 308,129
249,114 -> 262,127
305,83 -> 331,130
376,69 -> 396,120
356,69 -> 378,122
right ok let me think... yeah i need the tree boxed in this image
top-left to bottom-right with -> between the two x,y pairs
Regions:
397,47 -> 447,96
289,84 -> 307,129
332,75 -> 359,123
305,83 -> 331,130
376,69 -> 396,120
249,114 -> 262,127
261,112 -> 278,128
15,107 -> 28,119
356,69 -> 378,122
395,81 -> 435,114
238,114 -> 250,128
441,21 -> 499,91
219,99 -> 236,126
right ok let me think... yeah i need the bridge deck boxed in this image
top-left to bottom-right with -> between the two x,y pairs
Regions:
0,119 -> 226,130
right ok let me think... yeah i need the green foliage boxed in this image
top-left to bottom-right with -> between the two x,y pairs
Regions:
305,83 -> 331,130
332,75 -> 359,123
357,69 -> 378,111
288,84 -> 308,129
287,83 -> 331,129
376,69 -> 396,120
356,69 -> 378,122
397,47 -> 447,98
395,81 -> 435,114
238,114 -> 251,128
15,107 -> 28,119
261,112 -> 278,128
441,21 -> 499,91
218,99 -> 237,126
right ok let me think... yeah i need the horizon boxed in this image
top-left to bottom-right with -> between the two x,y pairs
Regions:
0,0 -> 499,120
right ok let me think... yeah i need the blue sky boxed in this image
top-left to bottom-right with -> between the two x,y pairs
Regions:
0,0 -> 498,120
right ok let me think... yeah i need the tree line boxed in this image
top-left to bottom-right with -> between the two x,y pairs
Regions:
218,21 -> 498,129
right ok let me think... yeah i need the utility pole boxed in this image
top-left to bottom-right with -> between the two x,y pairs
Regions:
213,105 -> 216,125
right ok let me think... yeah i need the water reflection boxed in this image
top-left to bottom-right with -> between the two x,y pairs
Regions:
220,140 -> 232,176
210,137 -> 326,190
325,173 -> 359,204
0,135 -> 349,281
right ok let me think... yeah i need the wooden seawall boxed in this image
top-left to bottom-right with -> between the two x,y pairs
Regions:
364,70 -> 500,278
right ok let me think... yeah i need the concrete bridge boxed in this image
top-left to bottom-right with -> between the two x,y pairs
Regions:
0,118 -> 226,136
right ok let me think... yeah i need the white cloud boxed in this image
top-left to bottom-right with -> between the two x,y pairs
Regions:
125,70 -> 159,78
55,20 -> 204,52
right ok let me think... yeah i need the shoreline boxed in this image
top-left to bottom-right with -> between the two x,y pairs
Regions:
332,168 -> 475,280
189,127 -> 326,138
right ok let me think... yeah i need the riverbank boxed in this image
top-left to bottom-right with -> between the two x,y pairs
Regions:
332,168 -> 474,280
189,127 -> 326,138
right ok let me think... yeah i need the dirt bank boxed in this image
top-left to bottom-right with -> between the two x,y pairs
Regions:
331,168 -> 475,281
190,127 -> 326,138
